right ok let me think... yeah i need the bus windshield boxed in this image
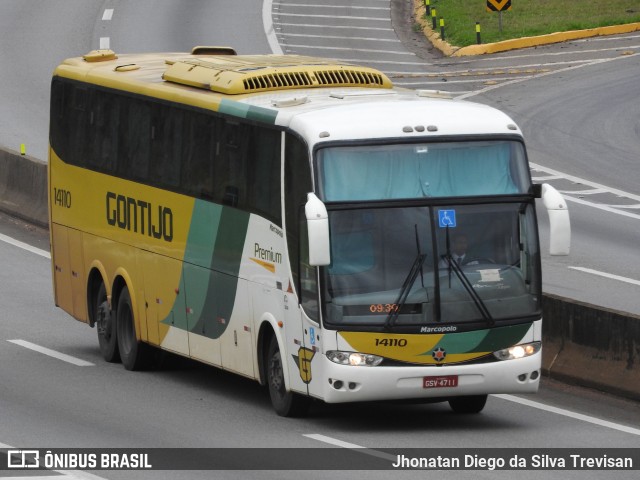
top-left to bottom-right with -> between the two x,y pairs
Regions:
321,203 -> 541,328
317,140 -> 530,201
316,140 -> 541,329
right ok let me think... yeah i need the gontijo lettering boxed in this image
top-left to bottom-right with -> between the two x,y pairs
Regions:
106,192 -> 173,242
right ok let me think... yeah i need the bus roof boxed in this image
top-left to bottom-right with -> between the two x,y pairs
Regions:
55,49 -> 523,144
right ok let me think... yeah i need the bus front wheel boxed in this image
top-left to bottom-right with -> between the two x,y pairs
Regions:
116,286 -> 151,371
448,395 -> 488,414
96,283 -> 120,363
266,335 -> 310,417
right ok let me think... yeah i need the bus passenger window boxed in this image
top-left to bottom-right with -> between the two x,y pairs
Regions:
299,216 -> 319,322
118,100 -> 150,181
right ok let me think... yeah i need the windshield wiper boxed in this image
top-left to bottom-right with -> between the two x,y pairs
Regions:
442,227 -> 494,326
384,252 -> 428,331
443,255 -> 493,325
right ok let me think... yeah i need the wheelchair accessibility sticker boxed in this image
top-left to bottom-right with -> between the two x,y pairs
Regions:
438,210 -> 456,228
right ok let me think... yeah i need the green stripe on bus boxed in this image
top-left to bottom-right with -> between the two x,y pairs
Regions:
471,322 -> 531,352
190,207 -> 250,338
420,323 -> 531,355
162,201 -> 250,340
219,99 -> 278,124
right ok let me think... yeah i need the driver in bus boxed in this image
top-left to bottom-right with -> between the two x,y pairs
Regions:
439,233 -> 480,268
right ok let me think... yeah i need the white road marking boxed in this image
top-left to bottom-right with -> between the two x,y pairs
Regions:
276,22 -> 393,31
564,195 -> 640,221
532,162 -> 640,203
495,395 -> 640,436
303,433 -> 365,449
454,43 -> 640,65
574,33 -> 640,43
0,233 -> 50,258
303,434 -> 395,461
568,267 -> 640,287
337,58 -> 429,66
263,0 -> 284,54
529,162 -> 640,220
531,175 -> 563,181
558,188 -> 607,195
99,37 -> 110,49
101,9 -> 114,21
461,50 -> 640,100
274,13 -> 389,21
274,3 -> 389,10
396,76 -> 534,85
283,44 -> 414,55
278,32 -> 401,43
8,340 -> 95,367
609,204 -> 640,209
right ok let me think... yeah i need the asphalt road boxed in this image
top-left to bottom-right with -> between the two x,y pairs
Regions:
1,2 -> 640,477
1,213 -> 640,480
2,0 -> 639,315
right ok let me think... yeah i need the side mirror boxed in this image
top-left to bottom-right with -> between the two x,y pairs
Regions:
540,183 -> 571,255
305,193 -> 331,266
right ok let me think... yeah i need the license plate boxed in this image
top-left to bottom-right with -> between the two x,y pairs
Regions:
423,375 -> 458,389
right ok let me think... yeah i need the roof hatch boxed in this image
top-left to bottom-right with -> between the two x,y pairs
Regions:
162,55 -> 393,95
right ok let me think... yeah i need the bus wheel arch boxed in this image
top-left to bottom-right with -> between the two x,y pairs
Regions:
88,268 -> 119,363
87,267 -> 106,327
256,322 -> 275,387
263,326 -> 310,417
114,281 -> 152,371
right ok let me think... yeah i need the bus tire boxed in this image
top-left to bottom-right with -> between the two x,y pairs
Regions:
116,286 -> 151,371
266,335 -> 310,417
96,283 -> 120,363
448,395 -> 488,414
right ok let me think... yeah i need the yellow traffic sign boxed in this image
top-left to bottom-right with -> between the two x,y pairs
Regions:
486,0 -> 512,12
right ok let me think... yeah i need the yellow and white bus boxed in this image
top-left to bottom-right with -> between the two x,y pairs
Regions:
49,48 -> 570,416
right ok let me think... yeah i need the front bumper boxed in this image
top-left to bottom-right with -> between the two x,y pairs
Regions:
320,350 -> 541,403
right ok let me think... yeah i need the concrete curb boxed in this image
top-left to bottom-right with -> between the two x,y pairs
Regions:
0,148 -> 48,228
412,0 -> 640,57
542,293 -> 640,401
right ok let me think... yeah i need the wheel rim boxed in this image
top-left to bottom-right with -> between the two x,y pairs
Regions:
119,301 -> 134,354
96,288 -> 112,341
269,350 -> 285,397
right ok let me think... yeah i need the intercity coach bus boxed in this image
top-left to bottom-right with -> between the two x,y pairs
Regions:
48,48 -> 570,416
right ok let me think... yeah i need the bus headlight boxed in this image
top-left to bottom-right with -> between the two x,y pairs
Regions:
327,350 -> 383,366
493,342 -> 541,361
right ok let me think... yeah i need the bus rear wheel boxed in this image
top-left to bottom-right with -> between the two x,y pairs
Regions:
96,283 -> 120,363
116,286 -> 151,371
266,336 -> 310,417
448,395 -> 488,414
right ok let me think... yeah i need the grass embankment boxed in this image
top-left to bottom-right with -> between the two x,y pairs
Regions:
418,0 -> 640,47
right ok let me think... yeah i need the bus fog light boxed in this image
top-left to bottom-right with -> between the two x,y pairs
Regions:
327,350 -> 383,366
493,342 -> 541,361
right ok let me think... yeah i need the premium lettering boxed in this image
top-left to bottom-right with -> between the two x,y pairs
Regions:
254,243 -> 282,264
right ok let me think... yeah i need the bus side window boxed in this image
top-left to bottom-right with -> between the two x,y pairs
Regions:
299,214 -> 319,322
150,104 -> 182,189
284,133 -> 317,320
118,99 -> 150,182
87,90 -> 118,173
181,112 -> 216,200
65,82 -> 89,167
49,79 -> 67,161
246,126 -> 281,225
216,120 -> 248,209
